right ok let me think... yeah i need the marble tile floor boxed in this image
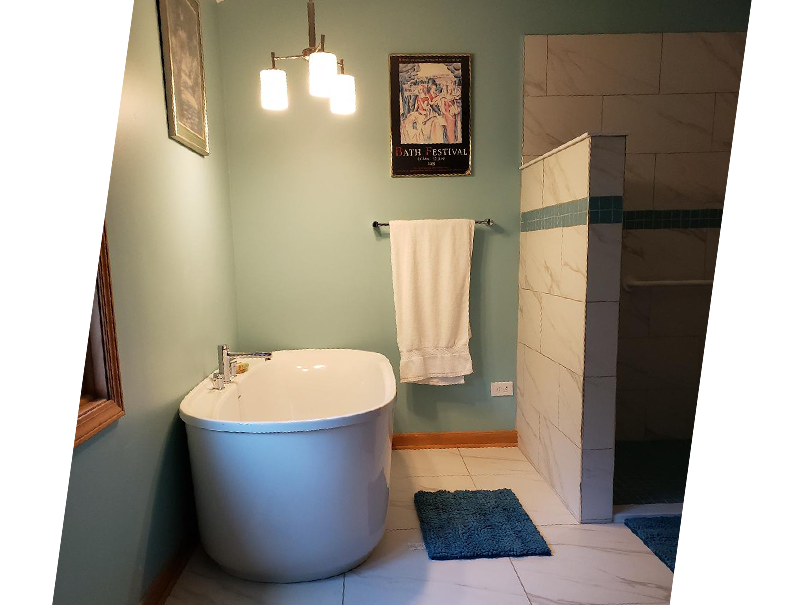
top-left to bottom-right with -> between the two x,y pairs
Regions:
166,447 -> 674,605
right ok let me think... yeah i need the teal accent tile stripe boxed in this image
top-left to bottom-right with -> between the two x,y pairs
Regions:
521,198 -> 723,232
520,196 -> 622,232
521,198 -> 588,232
589,196 -> 624,224
623,208 -> 723,230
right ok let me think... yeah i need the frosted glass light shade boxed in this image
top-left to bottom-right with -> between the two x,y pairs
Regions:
330,74 -> 356,115
308,52 -> 338,97
260,69 -> 288,110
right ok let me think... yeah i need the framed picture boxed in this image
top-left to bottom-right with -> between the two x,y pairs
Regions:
158,0 -> 209,156
389,54 -> 471,177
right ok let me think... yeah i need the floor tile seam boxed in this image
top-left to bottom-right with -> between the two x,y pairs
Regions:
345,570 -> 531,596
171,568 -> 213,584
460,460 -> 540,475
395,473 -> 473,478
509,558 -> 536,605
460,456 -> 539,477
464,455 -> 543,481
385,522 -> 581,531
461,459 -> 539,468
456,446 -> 471,476
469,471 -> 544,477
531,541 -> 658,556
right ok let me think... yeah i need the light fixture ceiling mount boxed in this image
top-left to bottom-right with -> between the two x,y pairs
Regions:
260,1 -> 356,115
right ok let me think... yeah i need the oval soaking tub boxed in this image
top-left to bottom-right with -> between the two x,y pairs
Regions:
179,349 -> 396,583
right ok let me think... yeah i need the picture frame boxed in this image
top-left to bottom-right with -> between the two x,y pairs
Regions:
389,54 -> 472,177
158,0 -> 210,156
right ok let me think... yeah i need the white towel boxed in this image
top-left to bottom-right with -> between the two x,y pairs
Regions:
389,219 -> 474,385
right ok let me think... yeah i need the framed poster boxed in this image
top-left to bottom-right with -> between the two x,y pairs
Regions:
158,0 -> 210,156
389,54 -> 471,177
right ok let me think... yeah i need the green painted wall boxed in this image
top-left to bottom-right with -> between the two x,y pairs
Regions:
216,0 -> 750,433
52,1 -> 237,603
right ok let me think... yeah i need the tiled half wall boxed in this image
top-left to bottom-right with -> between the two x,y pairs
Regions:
517,134 -> 625,523
523,32 -> 744,443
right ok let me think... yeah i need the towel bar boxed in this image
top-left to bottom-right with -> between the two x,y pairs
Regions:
372,218 -> 493,229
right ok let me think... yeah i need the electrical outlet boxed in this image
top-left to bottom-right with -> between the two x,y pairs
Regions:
490,381 -> 514,397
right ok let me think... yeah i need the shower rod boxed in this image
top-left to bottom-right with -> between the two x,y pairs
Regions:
372,218 -> 493,228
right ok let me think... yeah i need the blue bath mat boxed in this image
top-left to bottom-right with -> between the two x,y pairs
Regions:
625,515 -> 681,571
413,488 -> 551,560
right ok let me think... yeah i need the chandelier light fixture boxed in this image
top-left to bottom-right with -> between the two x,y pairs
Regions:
260,1 -> 356,115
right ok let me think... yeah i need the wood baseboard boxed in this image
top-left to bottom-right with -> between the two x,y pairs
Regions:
138,540 -> 196,605
392,430 -> 517,450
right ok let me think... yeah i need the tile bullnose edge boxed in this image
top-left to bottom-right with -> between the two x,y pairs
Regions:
520,132 -> 629,170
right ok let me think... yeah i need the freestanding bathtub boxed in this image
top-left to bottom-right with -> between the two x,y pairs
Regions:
179,349 -> 396,582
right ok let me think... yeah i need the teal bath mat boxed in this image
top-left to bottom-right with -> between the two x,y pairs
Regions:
625,515 -> 681,571
413,488 -> 551,560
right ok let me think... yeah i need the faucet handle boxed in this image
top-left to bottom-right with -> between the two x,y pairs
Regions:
211,373 -> 224,390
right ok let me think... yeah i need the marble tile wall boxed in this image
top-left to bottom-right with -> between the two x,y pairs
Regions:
517,134 -> 624,523
522,33 -> 745,161
617,228 -> 712,440
522,32 -> 744,444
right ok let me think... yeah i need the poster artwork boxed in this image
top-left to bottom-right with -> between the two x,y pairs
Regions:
390,54 -> 471,177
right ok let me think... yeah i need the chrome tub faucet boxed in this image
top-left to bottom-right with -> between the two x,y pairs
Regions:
212,344 -> 272,389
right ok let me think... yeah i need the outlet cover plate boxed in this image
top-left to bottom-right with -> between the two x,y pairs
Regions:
491,381 -> 514,397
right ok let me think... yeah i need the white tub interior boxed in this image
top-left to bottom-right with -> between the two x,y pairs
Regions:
180,349 -> 396,432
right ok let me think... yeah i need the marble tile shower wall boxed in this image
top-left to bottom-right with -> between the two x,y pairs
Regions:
523,32 -> 745,442
517,134 -> 624,523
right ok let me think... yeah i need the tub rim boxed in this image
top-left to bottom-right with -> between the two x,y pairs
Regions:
179,348 -> 396,434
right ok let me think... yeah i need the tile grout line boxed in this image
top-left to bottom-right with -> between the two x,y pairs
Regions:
710,92 -> 718,149
510,557 -> 534,605
544,35 -> 548,96
533,149 -> 736,157
341,573 -> 346,605
526,91 -> 715,99
458,444 -> 560,599
396,474 -> 472,479
657,33 -> 664,94
456,447 -> 479,488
